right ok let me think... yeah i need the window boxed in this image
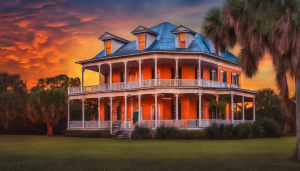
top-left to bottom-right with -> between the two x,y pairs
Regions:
179,34 -> 186,48
211,70 -> 216,81
106,41 -> 111,55
232,73 -> 238,85
138,35 -> 145,50
219,71 -> 223,82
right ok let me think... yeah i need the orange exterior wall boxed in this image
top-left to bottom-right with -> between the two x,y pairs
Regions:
218,65 -> 241,87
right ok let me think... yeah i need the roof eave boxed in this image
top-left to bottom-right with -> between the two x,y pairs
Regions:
75,51 -> 240,66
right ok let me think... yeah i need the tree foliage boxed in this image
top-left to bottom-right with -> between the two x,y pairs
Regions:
27,89 -> 67,135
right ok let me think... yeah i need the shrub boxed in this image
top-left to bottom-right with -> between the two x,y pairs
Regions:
155,125 -> 179,139
252,121 -> 265,138
178,130 -> 205,139
234,123 -> 253,139
223,124 -> 235,139
260,117 -> 281,137
204,122 -> 221,139
63,130 -> 112,138
131,126 -> 152,140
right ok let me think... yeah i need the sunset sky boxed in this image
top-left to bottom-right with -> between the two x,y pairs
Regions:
0,0 -> 295,95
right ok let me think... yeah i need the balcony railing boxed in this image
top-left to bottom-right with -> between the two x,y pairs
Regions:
68,79 -> 238,95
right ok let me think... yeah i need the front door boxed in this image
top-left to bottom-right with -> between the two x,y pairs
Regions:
133,111 -> 139,124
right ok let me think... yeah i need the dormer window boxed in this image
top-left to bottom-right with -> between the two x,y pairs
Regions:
138,35 -> 145,50
106,41 -> 111,55
179,34 -> 186,48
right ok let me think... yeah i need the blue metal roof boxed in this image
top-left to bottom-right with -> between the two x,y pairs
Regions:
91,22 -> 238,63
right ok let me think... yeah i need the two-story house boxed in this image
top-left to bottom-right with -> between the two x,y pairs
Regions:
67,22 -> 256,134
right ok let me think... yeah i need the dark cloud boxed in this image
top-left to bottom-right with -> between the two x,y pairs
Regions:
0,0 -> 223,88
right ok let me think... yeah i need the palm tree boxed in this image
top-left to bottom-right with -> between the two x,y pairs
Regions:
208,100 -> 226,119
256,88 -> 276,109
203,0 -> 300,160
27,89 -> 67,135
0,91 -> 22,134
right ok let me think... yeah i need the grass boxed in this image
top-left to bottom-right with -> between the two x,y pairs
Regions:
0,136 -> 299,171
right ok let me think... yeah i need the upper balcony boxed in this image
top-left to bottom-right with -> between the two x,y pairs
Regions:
68,57 -> 241,95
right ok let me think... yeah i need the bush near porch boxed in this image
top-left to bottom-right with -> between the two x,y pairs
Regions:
63,129 -> 112,138
130,118 -> 281,140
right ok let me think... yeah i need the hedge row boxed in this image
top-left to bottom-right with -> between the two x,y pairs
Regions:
63,129 -> 112,138
131,118 -> 281,140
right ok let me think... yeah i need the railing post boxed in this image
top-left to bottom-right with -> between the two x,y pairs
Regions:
98,65 -> 101,91
138,94 -> 141,126
242,96 -> 245,122
98,97 -> 101,129
231,93 -> 234,124
124,61 -> 127,89
68,100 -> 70,129
155,94 -> 158,127
109,63 -> 112,90
199,93 -> 202,127
82,98 -> 85,128
124,96 -> 127,129
198,59 -> 201,86
176,94 -> 178,127
110,97 -> 113,134
154,58 -> 157,86
139,60 -> 142,87
253,98 -> 255,121
81,67 -> 85,93
175,58 -> 179,86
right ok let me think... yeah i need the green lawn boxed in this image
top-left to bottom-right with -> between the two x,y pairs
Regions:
0,136 -> 299,171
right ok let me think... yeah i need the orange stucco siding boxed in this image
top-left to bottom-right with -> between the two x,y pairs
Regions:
218,65 -> 241,87
202,67 -> 211,80
182,65 -> 196,79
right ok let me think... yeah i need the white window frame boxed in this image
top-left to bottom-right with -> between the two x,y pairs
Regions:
211,70 -> 216,81
105,40 -> 112,55
232,73 -> 238,85
219,70 -> 224,82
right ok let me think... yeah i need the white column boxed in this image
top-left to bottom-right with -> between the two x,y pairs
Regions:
199,94 -> 202,127
139,60 -> 142,87
81,67 -> 85,92
242,96 -> 245,122
155,58 -> 157,86
109,63 -> 112,90
253,98 -> 255,121
124,61 -> 127,89
67,100 -> 70,129
176,94 -> 178,123
110,97 -> 113,134
82,98 -> 85,128
198,59 -> 201,86
175,59 -> 179,86
155,94 -> 158,127
231,93 -> 234,124
124,96 -> 127,128
98,65 -> 101,86
138,95 -> 141,126
98,98 -> 101,128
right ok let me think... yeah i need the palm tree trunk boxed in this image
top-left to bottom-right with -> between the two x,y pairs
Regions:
296,71 -> 300,161
47,124 -> 53,135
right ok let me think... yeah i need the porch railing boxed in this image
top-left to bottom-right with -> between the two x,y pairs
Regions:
84,121 -> 98,128
100,121 -> 111,129
68,79 -> 238,95
110,82 -> 125,91
142,79 -> 155,88
140,120 -> 155,128
178,120 -> 198,128
70,121 -> 83,128
126,81 -> 139,89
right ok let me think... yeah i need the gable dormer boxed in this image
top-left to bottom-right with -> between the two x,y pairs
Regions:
98,32 -> 130,56
131,26 -> 158,50
171,25 -> 197,48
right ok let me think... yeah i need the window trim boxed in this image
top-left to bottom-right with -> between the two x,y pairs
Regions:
179,34 -> 186,48
219,70 -> 224,82
138,34 -> 146,50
